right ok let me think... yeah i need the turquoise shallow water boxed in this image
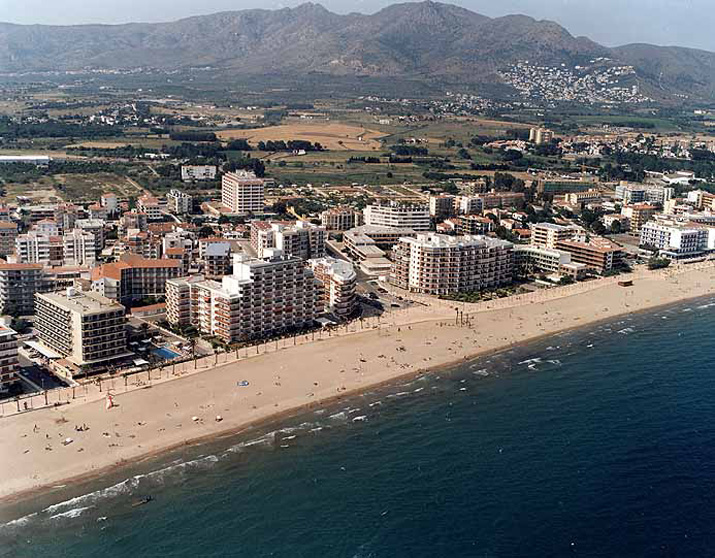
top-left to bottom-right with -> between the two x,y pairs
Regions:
2,297 -> 715,557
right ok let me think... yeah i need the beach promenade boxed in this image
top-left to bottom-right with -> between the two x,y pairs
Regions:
1,262 -> 714,504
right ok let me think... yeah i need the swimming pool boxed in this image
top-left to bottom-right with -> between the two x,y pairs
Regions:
152,346 -> 181,360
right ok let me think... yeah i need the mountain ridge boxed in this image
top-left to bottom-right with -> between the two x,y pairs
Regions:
0,1 -> 714,101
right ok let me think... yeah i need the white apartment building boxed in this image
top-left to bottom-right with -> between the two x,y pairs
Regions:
320,207 -> 363,231
250,221 -> 326,260
100,193 -> 118,213
390,233 -> 513,295
15,231 -> 63,266
458,196 -> 485,215
513,245 -> 587,279
181,165 -> 217,182
63,229 -> 97,267
222,171 -> 265,215
75,219 -> 105,251
615,183 -> 675,205
166,189 -> 193,214
35,288 -> 130,374
166,253 -> 319,343
0,263 -> 46,315
0,326 -> 19,392
640,220 -> 710,258
429,195 -> 457,219
308,257 -> 357,319
364,202 -> 431,231
530,223 -> 582,250
137,194 -> 163,221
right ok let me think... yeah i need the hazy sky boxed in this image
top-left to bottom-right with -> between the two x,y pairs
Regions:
1,0 -> 712,51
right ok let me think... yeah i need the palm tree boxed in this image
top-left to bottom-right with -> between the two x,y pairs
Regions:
188,337 -> 197,370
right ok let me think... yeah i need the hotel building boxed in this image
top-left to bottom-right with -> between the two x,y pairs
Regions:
555,237 -> 623,274
513,245 -> 587,280
181,165 -> 217,182
222,171 -> 265,215
639,220 -> 710,259
35,288 -> 130,374
363,202 -> 431,231
166,253 -> 319,343
101,193 -> 119,214
308,257 -> 357,319
390,233 -> 513,295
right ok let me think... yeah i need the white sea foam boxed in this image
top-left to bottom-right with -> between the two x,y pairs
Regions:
473,369 -> 489,377
329,411 -> 347,421
518,357 -> 542,365
50,506 -> 93,520
0,512 -> 38,531
43,478 -> 133,515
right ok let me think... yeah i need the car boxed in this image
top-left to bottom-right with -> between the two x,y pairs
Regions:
368,292 -> 379,299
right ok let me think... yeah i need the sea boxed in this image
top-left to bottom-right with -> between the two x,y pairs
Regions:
2,297 -> 715,557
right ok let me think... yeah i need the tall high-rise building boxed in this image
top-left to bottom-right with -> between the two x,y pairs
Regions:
35,288 -> 130,374
0,263 -> 46,315
308,257 -> 357,319
250,221 -> 326,260
166,253 -> 319,343
364,202 -> 431,231
390,233 -> 513,295
222,171 -> 265,215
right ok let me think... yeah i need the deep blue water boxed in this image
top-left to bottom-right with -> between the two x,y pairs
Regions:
3,298 -> 715,557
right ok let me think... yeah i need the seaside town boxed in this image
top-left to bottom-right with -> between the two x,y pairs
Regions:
0,121 -> 713,407
5,1 -> 715,555
3,56 -> 715,516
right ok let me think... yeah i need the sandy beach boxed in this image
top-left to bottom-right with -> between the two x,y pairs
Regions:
1,263 -> 714,505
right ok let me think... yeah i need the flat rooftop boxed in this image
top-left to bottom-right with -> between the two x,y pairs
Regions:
38,289 -> 124,315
